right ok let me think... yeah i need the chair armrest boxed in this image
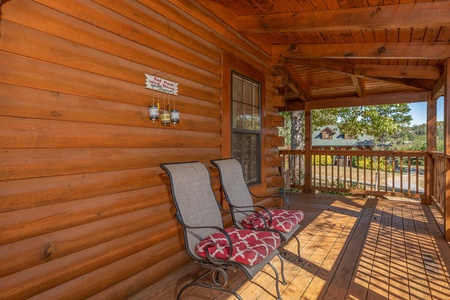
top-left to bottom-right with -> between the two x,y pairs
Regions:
249,191 -> 291,209
228,204 -> 273,230
180,220 -> 234,265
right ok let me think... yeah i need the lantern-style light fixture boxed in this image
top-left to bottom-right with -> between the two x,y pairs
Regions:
149,105 -> 159,123
145,71 -> 180,128
160,108 -> 171,126
170,109 -> 180,126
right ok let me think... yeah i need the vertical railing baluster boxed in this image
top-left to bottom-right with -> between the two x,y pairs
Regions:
416,155 -> 419,195
349,154 -> 353,190
343,153 -> 347,188
400,156 -> 403,193
331,153 -> 335,189
337,152 -> 340,189
392,156 -> 395,193
407,156 -> 411,194
370,156 -> 374,191
356,155 -> 360,190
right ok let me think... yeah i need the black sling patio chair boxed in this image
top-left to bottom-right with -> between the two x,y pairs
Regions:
210,158 -> 304,262
160,161 -> 286,300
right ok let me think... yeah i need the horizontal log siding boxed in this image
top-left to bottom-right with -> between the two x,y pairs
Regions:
0,0 -> 281,299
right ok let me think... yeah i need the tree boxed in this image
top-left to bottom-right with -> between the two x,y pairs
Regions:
311,104 -> 412,149
290,111 -> 304,150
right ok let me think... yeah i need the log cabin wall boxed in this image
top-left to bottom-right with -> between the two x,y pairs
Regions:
0,0 -> 282,298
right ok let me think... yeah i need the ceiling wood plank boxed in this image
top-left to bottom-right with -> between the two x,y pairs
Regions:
236,2 -> 450,32
273,42 -> 450,59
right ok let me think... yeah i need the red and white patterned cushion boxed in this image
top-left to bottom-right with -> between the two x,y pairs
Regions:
196,228 -> 281,266
241,209 -> 304,233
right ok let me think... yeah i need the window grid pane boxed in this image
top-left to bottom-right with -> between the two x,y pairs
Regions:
231,72 -> 261,184
233,133 -> 259,184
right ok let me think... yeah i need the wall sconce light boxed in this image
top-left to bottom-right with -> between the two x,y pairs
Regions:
160,109 -> 171,126
170,109 -> 179,126
145,72 -> 180,128
149,105 -> 159,124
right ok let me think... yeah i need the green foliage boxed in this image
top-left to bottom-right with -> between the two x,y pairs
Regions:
312,155 -> 333,165
312,104 -> 412,149
352,156 -> 393,172
279,104 -> 441,152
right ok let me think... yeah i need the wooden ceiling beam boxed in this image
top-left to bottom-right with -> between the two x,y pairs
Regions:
286,58 -> 441,80
236,2 -> 450,32
273,42 -> 450,59
354,65 -> 441,80
276,67 -> 308,102
351,76 -> 364,97
433,72 -> 446,100
285,91 -> 430,111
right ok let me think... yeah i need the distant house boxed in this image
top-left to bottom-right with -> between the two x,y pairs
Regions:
312,126 -> 375,150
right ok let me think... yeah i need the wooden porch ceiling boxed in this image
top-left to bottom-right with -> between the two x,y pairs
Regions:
198,0 -> 450,110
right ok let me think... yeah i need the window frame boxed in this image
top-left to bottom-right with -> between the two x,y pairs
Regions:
231,72 -> 262,185
221,52 -> 266,187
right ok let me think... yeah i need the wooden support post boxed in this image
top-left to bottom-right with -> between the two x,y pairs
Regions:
304,102 -> 312,193
444,58 -> 450,240
427,93 -> 436,205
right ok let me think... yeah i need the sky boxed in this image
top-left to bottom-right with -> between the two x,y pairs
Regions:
408,96 -> 444,126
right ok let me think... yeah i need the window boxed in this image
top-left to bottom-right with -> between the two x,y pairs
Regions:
321,129 -> 333,139
231,72 -> 261,185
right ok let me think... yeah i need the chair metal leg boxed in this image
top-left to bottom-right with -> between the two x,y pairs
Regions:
277,254 -> 287,285
293,235 -> 302,262
177,267 -> 243,300
268,261 -> 283,300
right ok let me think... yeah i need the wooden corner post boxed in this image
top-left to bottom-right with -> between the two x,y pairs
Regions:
444,58 -> 450,240
304,101 -> 312,193
426,93 -> 436,205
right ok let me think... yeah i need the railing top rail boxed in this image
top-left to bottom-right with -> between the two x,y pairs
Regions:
280,149 -> 428,157
429,151 -> 445,157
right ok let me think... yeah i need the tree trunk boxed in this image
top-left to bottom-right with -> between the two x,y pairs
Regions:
290,111 -> 304,150
290,111 -> 304,186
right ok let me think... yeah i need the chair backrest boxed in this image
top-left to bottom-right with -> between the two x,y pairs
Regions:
210,159 -> 254,224
160,161 -> 224,259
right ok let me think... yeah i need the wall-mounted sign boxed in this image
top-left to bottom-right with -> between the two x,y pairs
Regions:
145,73 -> 178,95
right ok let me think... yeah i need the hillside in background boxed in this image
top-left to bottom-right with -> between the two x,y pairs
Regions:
390,121 -> 444,151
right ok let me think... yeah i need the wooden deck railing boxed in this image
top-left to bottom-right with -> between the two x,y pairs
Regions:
279,149 -> 428,200
430,151 -> 445,212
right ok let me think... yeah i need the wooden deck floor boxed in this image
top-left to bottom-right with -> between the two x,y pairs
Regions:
135,193 -> 450,300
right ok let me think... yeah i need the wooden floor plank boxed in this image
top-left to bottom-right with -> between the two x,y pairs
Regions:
403,205 -> 433,300
280,208 -> 354,300
387,206 -> 410,299
321,206 -> 374,300
301,207 -> 361,300
365,207 -> 391,300
411,206 -> 450,299
346,206 -> 383,300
